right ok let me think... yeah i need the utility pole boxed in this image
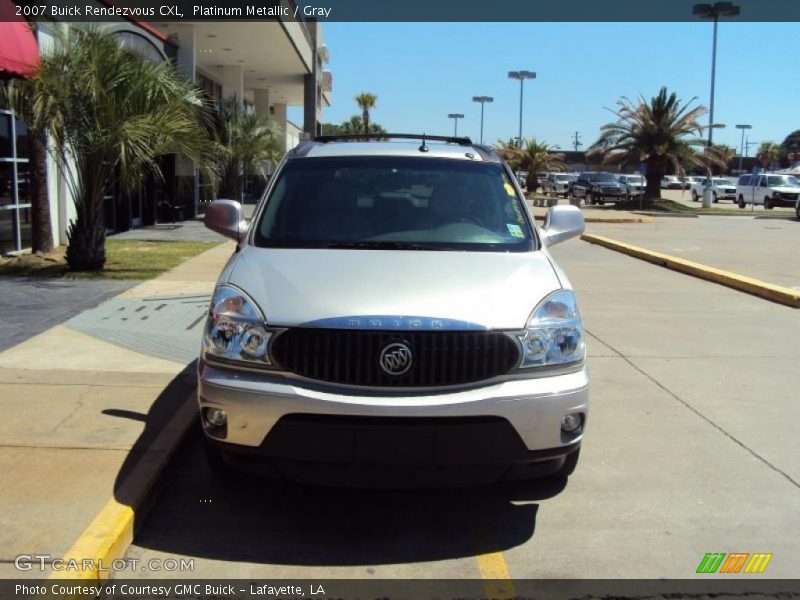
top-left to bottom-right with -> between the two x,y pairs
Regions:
572,131 -> 582,152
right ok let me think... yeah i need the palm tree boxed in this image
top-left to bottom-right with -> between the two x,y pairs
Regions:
4,29 -> 211,270
211,98 -> 283,201
756,142 -> 780,170
588,87 -> 711,204
354,92 -> 377,135
497,137 -> 564,191
704,144 -> 735,175
340,115 -> 364,135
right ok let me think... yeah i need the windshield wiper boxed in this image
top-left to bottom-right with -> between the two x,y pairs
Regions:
327,241 -> 443,251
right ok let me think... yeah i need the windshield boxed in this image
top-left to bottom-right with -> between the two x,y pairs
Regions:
713,178 -> 733,186
625,176 -> 643,184
254,156 -> 535,252
592,173 -> 618,182
555,175 -> 571,181
767,175 -> 800,187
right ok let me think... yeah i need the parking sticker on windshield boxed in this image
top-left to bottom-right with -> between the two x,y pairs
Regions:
507,224 -> 524,238
503,182 -> 516,196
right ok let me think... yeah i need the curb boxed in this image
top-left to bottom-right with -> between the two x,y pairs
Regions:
50,392 -> 197,582
533,214 -> 654,224
581,233 -> 800,309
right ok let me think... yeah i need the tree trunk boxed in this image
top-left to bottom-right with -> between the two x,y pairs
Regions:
66,182 -> 106,271
363,109 -> 370,135
29,131 -> 53,254
526,171 -> 538,192
643,168 -> 661,208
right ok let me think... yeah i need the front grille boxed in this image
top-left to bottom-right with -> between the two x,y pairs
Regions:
271,328 -> 521,387
601,186 -> 622,194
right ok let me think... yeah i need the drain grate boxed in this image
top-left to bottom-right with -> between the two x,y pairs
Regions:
66,294 -> 210,364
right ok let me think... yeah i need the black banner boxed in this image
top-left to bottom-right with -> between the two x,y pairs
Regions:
6,0 -> 800,22
4,579 -> 800,600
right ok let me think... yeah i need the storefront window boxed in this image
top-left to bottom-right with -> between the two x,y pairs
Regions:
0,109 -> 32,254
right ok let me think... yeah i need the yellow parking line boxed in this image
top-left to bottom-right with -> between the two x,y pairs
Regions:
475,551 -> 516,599
582,233 -> 800,308
470,497 -> 516,600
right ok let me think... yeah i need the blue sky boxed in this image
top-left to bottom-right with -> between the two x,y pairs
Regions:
289,22 -> 800,154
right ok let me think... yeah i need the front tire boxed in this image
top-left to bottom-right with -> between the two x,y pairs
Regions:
764,196 -> 773,210
796,203 -> 800,219
712,191 -> 718,203
692,190 -> 699,202
738,195 -> 746,209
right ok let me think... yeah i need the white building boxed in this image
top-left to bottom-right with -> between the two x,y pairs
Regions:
0,4 -> 331,253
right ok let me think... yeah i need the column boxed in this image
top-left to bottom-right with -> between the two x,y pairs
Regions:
253,89 -> 271,118
222,65 -> 244,106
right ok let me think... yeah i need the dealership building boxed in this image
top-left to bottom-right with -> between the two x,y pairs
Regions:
0,2 -> 331,253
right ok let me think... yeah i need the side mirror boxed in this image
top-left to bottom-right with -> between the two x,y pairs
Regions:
541,205 -> 585,247
204,199 -> 246,241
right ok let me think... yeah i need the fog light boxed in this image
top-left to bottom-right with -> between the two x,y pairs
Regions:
561,412 -> 583,433
206,408 -> 227,427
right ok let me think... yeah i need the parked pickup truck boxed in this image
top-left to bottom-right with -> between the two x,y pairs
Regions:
736,173 -> 800,209
690,177 -> 737,203
543,173 -> 576,198
571,171 -> 627,205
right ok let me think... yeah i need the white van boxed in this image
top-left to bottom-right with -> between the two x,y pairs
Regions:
736,173 -> 800,209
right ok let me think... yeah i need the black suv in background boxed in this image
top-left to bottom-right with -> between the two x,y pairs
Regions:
570,172 -> 627,205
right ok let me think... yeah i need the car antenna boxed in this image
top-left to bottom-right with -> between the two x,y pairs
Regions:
419,134 -> 429,153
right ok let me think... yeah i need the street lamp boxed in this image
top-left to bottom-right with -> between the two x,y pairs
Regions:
693,2 -> 740,146
735,123 -> 752,174
508,70 -> 536,147
447,113 -> 464,137
472,96 -> 493,145
701,122 -> 727,207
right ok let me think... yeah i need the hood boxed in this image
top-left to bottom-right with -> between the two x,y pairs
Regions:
773,186 -> 800,193
226,247 -> 562,330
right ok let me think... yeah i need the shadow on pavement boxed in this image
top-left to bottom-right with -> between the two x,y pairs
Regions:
130,425 -> 564,566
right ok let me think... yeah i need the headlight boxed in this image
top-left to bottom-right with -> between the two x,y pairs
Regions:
203,285 -> 273,365
518,289 -> 585,368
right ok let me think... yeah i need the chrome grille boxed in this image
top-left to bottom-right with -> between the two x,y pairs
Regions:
271,329 -> 521,387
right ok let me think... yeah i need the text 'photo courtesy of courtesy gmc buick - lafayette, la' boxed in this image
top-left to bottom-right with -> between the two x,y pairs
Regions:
199,134 -> 589,487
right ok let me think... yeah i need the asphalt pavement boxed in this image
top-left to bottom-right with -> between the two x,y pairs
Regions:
122,231 -> 800,579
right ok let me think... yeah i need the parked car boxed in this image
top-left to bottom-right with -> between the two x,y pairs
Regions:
736,173 -> 800,209
571,171 -> 627,205
200,133 -> 589,486
690,177 -> 737,203
542,172 -> 575,198
661,175 -> 683,189
617,174 -> 645,198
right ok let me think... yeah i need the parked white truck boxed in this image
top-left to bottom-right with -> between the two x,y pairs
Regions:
735,173 -> 800,210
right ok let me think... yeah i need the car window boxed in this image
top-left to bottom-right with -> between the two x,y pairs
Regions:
767,175 -> 800,187
255,156 -> 535,252
758,176 -> 767,187
713,179 -> 733,186
738,175 -> 750,185
592,173 -> 617,182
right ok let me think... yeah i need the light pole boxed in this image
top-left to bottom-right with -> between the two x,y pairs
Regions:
508,70 -> 536,147
448,113 -> 464,137
472,96 -> 493,145
701,122 -> 727,207
735,124 -> 752,174
693,2 -> 740,146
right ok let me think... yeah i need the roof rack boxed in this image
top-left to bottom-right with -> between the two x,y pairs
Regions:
314,133 -> 473,146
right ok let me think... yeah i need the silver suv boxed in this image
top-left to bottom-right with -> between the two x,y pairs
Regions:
200,134 -> 589,486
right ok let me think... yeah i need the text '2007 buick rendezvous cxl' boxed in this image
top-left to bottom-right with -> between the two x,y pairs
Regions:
200,133 -> 589,487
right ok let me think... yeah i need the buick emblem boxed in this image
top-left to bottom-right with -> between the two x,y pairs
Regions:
379,342 -> 413,376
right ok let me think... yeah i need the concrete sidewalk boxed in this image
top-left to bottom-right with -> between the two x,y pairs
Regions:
0,241 -> 234,579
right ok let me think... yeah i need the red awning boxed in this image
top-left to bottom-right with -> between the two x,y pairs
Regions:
0,0 -> 40,79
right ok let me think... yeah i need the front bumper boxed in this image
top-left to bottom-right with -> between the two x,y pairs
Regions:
198,360 -> 589,474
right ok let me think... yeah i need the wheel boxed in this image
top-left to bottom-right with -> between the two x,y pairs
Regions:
712,191 -> 718,203
764,196 -> 773,210
692,190 -> 698,202
796,203 -> 800,219
738,195 -> 746,209
597,199 -> 605,205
